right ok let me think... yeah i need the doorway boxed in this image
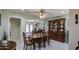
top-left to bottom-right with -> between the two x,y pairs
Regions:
10,18 -> 21,41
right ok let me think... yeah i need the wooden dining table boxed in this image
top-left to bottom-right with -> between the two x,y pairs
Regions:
31,36 -> 42,50
0,40 -> 16,50
30,32 -> 49,50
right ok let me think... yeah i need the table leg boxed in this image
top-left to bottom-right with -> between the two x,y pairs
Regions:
44,40 -> 46,48
48,39 -> 50,46
33,43 -> 36,50
38,43 -> 41,50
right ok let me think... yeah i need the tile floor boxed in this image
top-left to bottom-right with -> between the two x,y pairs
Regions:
13,39 -> 68,50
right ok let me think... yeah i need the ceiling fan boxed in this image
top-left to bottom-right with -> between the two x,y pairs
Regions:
33,9 -> 47,19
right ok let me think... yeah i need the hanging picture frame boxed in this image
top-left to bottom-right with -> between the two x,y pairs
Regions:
75,14 -> 78,24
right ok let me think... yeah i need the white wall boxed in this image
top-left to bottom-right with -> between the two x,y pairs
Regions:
38,19 -> 48,32
0,10 -> 1,40
69,9 -> 79,50
0,10 -> 3,40
2,9 -> 79,50
0,10 -> 69,43
0,10 -> 47,42
1,11 -> 31,42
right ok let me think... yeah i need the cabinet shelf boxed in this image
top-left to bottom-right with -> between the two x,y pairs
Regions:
48,18 -> 65,43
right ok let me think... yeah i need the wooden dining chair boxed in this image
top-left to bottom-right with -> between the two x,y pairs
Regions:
31,32 -> 41,50
36,31 -> 47,49
37,32 -> 43,50
23,32 -> 33,50
35,31 -> 47,49
47,31 -> 52,46
31,32 -> 43,50
42,31 -> 48,48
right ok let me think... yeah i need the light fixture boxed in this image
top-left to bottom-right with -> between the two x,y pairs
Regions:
39,9 -> 45,19
40,15 -> 45,19
61,11 -> 65,13
21,9 -> 24,11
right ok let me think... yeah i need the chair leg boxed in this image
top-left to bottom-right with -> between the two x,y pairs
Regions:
44,39 -> 46,48
23,43 -> 26,49
26,45 -> 28,50
44,42 -> 46,48
48,39 -> 50,46
24,43 -> 25,47
38,43 -> 41,50
33,43 -> 36,50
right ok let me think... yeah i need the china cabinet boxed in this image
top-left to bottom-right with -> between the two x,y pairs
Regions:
48,18 -> 65,43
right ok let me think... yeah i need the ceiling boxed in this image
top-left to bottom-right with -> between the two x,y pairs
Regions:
3,9 -> 69,19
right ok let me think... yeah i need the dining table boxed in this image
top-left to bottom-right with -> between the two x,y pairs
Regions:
30,32 -> 48,50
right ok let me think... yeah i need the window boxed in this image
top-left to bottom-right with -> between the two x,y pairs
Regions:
30,25 -> 33,32
26,24 -> 33,33
26,25 -> 29,32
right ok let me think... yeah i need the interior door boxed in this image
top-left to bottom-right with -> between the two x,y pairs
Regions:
10,18 -> 21,40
